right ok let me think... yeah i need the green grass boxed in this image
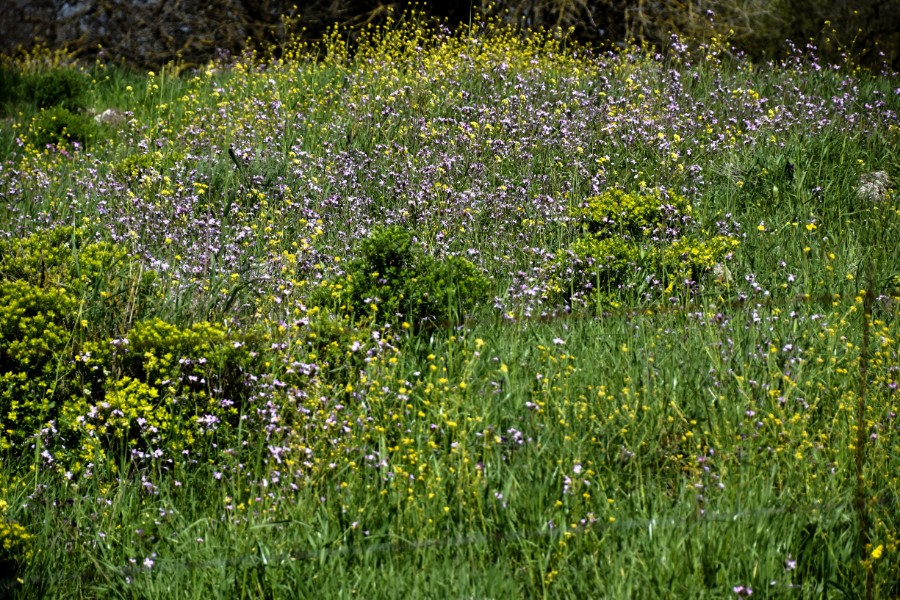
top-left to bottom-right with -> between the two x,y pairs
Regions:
0,16 -> 899,598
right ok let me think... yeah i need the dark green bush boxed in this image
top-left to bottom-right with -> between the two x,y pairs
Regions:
343,226 -> 489,328
29,106 -> 99,148
0,66 -> 22,109
18,68 -> 89,110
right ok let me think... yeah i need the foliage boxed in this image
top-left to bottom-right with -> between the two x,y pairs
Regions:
342,226 -> 489,328
0,230 -> 268,470
0,227 -> 157,338
0,227 -> 155,451
1,0 -> 897,70
27,106 -> 99,148
0,279 -> 75,450
0,498 -> 32,583
0,16 -> 899,599
59,318 -> 265,471
0,66 -> 22,109
16,68 -> 90,111
546,188 -> 739,308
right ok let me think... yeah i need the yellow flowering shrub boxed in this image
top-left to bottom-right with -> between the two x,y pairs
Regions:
547,188 -> 739,308
0,226 -> 157,338
0,229 -> 269,470
114,150 -> 185,179
0,498 -> 32,578
0,279 -> 76,449
662,235 -> 741,281
578,188 -> 692,237
57,318 -> 268,471
0,228 -> 159,452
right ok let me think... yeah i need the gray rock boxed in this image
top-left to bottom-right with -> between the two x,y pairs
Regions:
856,171 -> 891,203
712,262 -> 733,285
94,108 -> 125,125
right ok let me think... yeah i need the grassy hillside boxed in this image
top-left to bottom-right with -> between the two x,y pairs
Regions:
1,16 -> 899,598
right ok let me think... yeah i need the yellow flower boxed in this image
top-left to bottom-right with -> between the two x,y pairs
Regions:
871,544 -> 883,560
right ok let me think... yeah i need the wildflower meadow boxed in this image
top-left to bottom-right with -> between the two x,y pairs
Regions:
0,13 -> 898,598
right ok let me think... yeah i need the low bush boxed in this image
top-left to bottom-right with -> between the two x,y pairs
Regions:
0,227 -> 157,338
28,106 -> 99,148
0,228 -> 273,472
0,498 -> 32,584
59,318 -> 266,471
17,68 -> 90,111
546,188 -> 739,308
340,226 -> 490,329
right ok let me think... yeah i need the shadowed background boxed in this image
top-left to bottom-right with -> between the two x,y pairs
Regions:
1,0 -> 898,69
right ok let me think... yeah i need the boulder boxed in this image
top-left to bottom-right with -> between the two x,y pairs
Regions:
856,171 -> 892,203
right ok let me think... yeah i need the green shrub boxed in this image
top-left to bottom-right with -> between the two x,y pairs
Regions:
0,228 -> 282,469
0,279 -> 76,450
662,235 -> 740,281
0,227 -> 157,338
56,317 -> 268,472
113,150 -> 185,179
342,226 -> 489,328
18,68 -> 89,110
0,228 -> 157,452
28,106 -> 99,148
0,498 -> 32,583
0,66 -> 23,109
120,318 -> 257,397
578,188 -> 693,239
546,188 -> 738,308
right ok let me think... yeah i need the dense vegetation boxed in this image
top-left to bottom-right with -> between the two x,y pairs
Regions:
0,14 -> 898,598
